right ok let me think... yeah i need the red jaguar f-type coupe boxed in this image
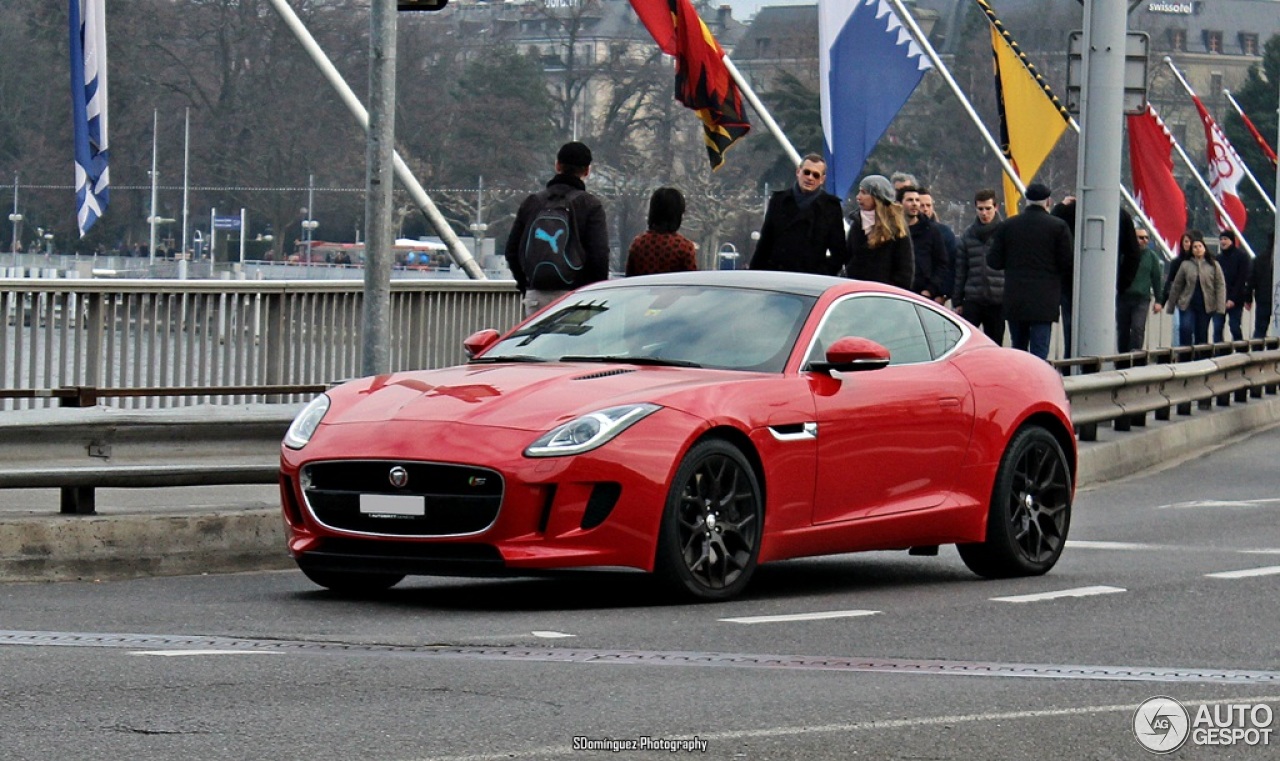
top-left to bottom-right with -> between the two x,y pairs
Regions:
280,271 -> 1075,601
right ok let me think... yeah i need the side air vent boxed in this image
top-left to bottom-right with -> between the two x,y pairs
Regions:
573,368 -> 637,381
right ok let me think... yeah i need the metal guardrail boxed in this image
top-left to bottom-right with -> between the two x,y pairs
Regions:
1062,346 -> 1280,441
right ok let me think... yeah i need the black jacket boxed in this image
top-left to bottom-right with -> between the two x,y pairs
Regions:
954,217 -> 1004,308
1247,248 -> 1273,308
748,188 -> 846,275
1049,202 -> 1141,294
505,173 -> 610,292
844,225 -> 914,290
907,215 -> 948,297
1217,246 -> 1251,306
987,205 -> 1073,322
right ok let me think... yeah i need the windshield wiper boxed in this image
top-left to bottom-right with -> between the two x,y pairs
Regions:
559,354 -> 702,368
469,354 -> 549,364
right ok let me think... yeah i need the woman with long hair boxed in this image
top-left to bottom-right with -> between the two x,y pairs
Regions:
1163,230 -> 1227,345
842,174 -> 914,290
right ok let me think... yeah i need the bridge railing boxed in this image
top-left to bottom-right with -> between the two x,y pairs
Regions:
2,278 -> 523,409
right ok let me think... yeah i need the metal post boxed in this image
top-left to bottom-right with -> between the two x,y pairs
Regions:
8,173 -> 20,257
303,173 -> 316,263
363,0 -> 396,376
181,108 -> 191,258
1273,74 -> 1280,337
239,207 -> 247,267
1073,0 -> 1127,361
210,207 -> 217,264
148,109 -> 158,265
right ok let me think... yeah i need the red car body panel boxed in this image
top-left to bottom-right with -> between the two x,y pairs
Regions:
279,272 -> 1075,581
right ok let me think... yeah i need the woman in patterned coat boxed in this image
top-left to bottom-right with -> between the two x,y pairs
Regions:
625,187 -> 698,276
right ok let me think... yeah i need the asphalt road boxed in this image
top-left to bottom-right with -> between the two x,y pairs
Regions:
2,426 -> 1278,760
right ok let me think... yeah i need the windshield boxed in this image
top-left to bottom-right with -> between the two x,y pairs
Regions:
477,285 -> 816,373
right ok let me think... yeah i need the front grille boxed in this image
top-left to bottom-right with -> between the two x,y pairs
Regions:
301,460 -> 503,537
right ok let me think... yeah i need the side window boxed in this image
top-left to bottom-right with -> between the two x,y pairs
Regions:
812,296 -> 932,365
916,304 -> 964,359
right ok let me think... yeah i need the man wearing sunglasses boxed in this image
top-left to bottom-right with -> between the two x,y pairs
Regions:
748,154 -> 846,276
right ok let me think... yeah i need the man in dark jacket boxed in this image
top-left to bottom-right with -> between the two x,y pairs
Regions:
749,154 -> 846,275
505,141 -> 610,317
987,183 -> 1073,360
899,185 -> 948,301
954,188 -> 1005,344
1247,234 -> 1274,338
1215,230 -> 1251,342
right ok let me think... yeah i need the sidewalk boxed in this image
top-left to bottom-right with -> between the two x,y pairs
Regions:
2,395 -> 1278,583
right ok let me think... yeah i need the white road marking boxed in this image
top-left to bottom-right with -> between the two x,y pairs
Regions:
407,695 -> 1280,761
530,631 -> 575,639
719,610 -> 881,625
1240,548 -> 1280,555
1068,540 -> 1160,551
990,585 -> 1126,603
129,650 -> 282,657
1205,565 -> 1280,579
1159,498 -> 1280,510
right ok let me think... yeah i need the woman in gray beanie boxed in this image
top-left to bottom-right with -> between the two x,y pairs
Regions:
843,174 -> 914,289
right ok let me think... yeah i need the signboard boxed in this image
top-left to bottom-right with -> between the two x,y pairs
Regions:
213,215 -> 242,231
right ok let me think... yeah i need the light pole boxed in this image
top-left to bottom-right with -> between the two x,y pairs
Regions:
302,173 -> 317,262
43,231 -> 54,256
8,174 -> 21,257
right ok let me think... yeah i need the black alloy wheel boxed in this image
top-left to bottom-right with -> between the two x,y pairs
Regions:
958,425 -> 1072,578
655,439 -> 763,601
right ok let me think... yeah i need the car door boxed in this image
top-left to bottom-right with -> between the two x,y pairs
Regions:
806,294 -> 974,525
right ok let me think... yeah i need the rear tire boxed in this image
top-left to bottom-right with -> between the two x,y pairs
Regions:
655,439 -> 763,601
299,566 -> 404,593
959,426 -> 1071,579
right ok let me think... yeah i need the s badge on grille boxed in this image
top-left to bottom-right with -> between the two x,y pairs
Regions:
388,466 -> 409,489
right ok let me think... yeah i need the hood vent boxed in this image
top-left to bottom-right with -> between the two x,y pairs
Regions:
573,368 -> 637,381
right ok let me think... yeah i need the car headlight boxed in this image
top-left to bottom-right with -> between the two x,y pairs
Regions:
525,403 -> 661,458
284,394 -> 331,450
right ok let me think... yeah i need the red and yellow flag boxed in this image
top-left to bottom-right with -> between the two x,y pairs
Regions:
629,0 -> 750,169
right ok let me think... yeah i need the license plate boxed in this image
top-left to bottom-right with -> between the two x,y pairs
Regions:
359,493 -> 425,517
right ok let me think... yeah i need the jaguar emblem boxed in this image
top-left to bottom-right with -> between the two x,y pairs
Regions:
388,466 -> 409,489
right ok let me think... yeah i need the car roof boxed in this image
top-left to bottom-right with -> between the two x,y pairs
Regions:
582,270 -> 852,298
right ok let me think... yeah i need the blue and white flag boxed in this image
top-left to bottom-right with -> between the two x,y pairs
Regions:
819,0 -> 931,202
70,0 -> 109,237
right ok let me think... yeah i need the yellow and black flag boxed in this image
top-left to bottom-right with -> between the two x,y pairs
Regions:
629,0 -> 751,169
977,0 -> 1070,216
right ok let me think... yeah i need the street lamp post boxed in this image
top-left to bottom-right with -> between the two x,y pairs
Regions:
43,231 -> 54,256
8,174 -> 21,258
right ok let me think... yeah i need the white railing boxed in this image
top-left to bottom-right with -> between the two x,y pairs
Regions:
1,278 -> 522,409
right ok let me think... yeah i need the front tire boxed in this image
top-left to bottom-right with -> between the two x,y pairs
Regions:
959,426 -> 1071,578
655,439 -> 763,601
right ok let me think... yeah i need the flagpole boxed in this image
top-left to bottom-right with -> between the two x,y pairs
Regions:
721,55 -> 802,167
1223,88 -> 1278,166
884,0 -> 1025,197
1151,104 -> 1257,260
148,108 -> 158,266
181,107 -> 190,259
1165,57 -> 1275,213
265,0 -> 484,280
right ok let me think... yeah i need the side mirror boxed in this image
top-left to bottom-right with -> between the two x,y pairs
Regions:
463,329 -> 500,359
810,336 -> 891,373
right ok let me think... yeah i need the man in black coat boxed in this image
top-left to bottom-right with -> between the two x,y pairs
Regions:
986,183 -> 1073,360
749,154 -> 846,275
1215,230 -> 1251,342
899,185 -> 949,301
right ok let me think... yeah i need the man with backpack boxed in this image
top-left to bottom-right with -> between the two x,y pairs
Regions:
505,141 -> 610,317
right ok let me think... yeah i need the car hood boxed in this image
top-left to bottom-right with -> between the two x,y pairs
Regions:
323,362 -> 758,431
